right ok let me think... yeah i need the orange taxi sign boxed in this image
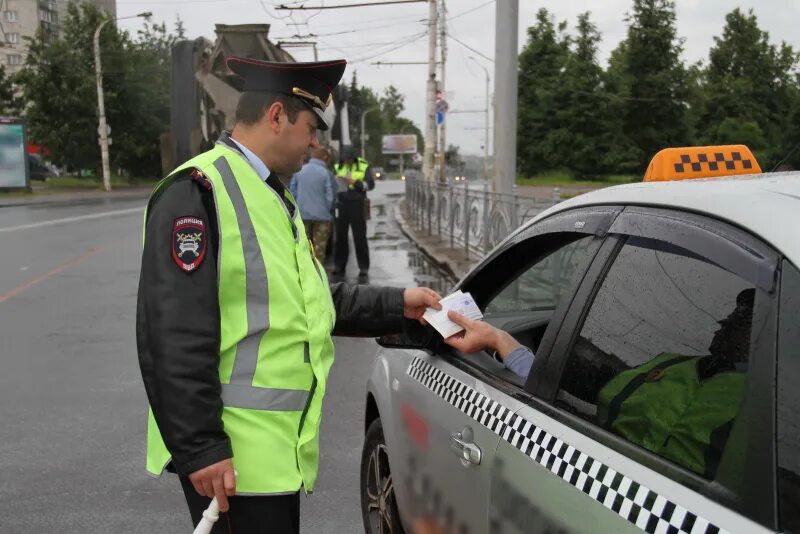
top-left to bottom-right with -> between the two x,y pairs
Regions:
644,145 -> 761,182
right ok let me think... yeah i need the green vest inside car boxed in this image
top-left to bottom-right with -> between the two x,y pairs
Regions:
144,142 -> 337,495
597,352 -> 746,478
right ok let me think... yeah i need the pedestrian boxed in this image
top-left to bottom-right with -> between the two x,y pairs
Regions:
333,145 -> 374,279
324,147 -> 341,264
289,146 -> 335,263
136,56 -> 442,533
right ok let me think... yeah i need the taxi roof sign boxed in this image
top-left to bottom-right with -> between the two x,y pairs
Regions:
643,145 -> 761,182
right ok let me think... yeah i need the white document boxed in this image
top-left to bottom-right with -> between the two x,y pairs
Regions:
423,290 -> 484,338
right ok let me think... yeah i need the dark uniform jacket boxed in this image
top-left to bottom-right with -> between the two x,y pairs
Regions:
136,138 -> 406,475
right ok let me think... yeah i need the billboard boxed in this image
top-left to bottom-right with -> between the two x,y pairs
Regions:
0,117 -> 29,190
382,134 -> 417,155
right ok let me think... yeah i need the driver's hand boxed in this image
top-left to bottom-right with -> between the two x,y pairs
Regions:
444,311 -> 522,358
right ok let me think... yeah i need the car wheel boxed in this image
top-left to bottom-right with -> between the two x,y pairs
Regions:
361,418 -> 405,534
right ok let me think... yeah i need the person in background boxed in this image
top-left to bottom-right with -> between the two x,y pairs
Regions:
324,147 -> 340,264
333,145 -> 374,279
290,146 -> 335,263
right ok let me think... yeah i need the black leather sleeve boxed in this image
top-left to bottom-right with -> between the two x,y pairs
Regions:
136,176 -> 232,475
330,283 -> 405,337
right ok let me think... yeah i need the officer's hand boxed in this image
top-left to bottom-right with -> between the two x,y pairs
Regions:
188,458 -> 236,513
403,287 -> 443,324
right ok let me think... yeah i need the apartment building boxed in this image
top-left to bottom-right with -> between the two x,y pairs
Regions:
0,0 -> 117,74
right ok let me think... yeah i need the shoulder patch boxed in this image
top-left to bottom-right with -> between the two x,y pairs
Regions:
172,216 -> 207,272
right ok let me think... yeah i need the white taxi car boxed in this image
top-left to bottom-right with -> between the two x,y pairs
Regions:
360,145 -> 799,534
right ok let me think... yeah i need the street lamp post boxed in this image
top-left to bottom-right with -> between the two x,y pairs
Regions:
469,56 -> 490,182
94,12 -> 150,192
360,107 -> 379,160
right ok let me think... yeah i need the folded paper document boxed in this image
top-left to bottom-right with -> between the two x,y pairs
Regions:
422,290 -> 484,338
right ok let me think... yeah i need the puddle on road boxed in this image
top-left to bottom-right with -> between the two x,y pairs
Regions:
368,200 -> 456,294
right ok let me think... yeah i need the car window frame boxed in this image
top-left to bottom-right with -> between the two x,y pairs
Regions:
430,206 -> 623,400
533,205 -> 780,529
776,258 -> 800,532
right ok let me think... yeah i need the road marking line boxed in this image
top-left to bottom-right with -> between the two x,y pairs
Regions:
0,206 -> 143,233
0,247 -> 100,303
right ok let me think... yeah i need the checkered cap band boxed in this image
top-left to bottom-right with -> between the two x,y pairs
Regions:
407,358 -> 728,534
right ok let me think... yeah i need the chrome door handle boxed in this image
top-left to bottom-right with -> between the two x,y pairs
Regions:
450,429 -> 482,466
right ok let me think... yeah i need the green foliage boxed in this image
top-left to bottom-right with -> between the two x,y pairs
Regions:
517,2 -> 800,179
346,73 -> 422,166
620,0 -> 690,170
0,66 -> 22,116
517,9 -> 571,177
701,8 -> 799,168
13,2 -> 181,177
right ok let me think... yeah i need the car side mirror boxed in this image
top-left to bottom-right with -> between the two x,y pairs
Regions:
377,320 -> 441,352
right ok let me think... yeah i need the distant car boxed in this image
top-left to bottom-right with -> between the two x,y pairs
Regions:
27,154 -> 55,181
360,145 -> 799,534
372,167 -> 385,180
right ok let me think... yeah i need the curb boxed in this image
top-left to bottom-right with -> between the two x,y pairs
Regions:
0,188 -> 151,208
393,200 -> 473,281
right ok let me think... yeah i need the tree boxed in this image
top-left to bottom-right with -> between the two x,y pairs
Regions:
702,8 -> 800,167
109,16 -> 180,176
15,3 -> 113,172
14,3 -> 180,177
517,8 -> 571,177
557,13 -> 638,177
617,0 -> 690,170
346,74 -> 422,166
444,144 -> 461,169
0,66 -> 21,116
347,72 -> 382,162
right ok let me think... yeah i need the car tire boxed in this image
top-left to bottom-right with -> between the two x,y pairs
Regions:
361,418 -> 405,534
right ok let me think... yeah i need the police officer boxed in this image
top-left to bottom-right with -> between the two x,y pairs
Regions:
333,145 -> 374,278
136,57 -> 442,533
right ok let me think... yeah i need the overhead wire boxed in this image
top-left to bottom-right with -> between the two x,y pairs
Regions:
347,30 -> 426,63
448,34 -> 492,63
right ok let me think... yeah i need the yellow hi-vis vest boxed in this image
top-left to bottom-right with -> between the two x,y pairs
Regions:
335,158 -> 368,189
144,141 -> 337,494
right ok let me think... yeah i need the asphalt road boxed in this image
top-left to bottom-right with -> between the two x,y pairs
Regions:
0,181 -> 453,533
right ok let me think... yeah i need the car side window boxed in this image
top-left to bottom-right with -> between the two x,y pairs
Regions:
555,236 -> 756,480
484,235 -> 595,316
778,260 -> 800,532
450,234 -> 597,388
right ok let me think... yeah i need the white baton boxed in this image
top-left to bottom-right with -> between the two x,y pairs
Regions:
192,497 -> 220,534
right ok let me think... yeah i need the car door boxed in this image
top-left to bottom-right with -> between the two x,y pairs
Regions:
388,207 -> 620,534
490,206 -> 780,533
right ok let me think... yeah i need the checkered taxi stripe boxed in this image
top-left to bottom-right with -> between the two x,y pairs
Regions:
407,358 -> 728,534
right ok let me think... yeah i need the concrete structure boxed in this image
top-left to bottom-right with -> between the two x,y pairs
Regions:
1,0 -> 116,75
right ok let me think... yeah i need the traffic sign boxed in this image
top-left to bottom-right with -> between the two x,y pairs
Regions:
436,111 -> 444,125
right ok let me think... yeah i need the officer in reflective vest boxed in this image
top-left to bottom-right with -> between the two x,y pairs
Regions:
333,146 -> 374,278
136,57 -> 442,533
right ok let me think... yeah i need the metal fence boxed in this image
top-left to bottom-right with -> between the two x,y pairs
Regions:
404,177 -> 562,257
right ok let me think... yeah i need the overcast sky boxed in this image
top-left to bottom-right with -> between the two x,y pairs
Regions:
118,0 -> 800,156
